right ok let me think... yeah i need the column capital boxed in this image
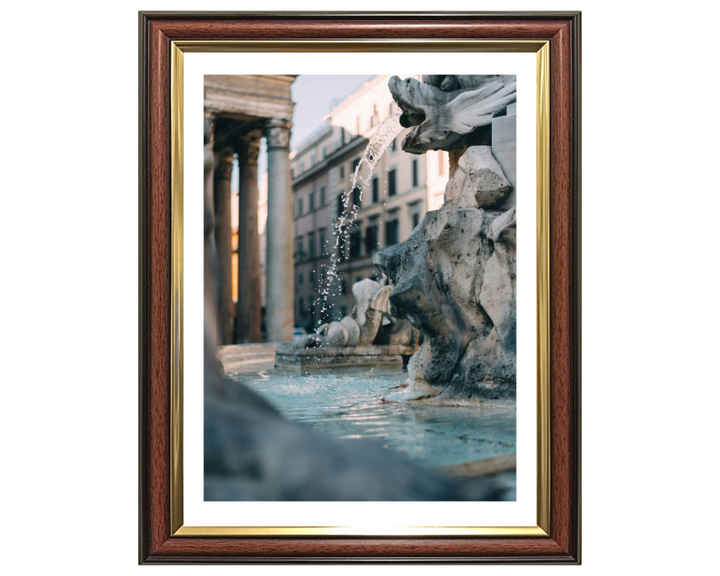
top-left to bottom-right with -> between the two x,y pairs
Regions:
204,111 -> 218,147
264,118 -> 292,151
236,136 -> 262,167
214,146 -> 235,180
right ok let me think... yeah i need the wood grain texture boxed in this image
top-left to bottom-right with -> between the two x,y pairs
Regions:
138,11 -> 581,564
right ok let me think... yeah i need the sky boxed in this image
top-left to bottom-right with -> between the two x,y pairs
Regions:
289,75 -> 376,150
232,75 -> 375,192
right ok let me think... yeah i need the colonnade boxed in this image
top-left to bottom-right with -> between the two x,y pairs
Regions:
206,116 -> 294,344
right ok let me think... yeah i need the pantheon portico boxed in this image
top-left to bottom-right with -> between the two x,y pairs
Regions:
204,75 -> 296,344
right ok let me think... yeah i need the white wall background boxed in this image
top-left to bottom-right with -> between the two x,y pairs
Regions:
1,0 -> 718,573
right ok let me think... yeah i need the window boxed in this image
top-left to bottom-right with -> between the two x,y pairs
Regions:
337,193 -> 345,217
299,296 -> 304,315
311,152 -> 316,166
412,212 -> 420,230
309,269 -> 316,284
308,234 -> 316,259
438,151 -> 444,175
319,229 -> 326,255
341,128 -> 346,146
372,177 -> 379,203
299,272 -> 304,288
355,276 -> 362,284
340,278 -> 347,295
298,198 -> 303,216
352,186 -> 361,209
365,223 -> 379,254
371,104 -> 378,127
299,161 -> 305,173
352,157 -> 361,174
385,219 -> 399,246
390,137 -> 397,153
350,230 -> 362,259
296,237 -> 304,261
291,167 -> 295,179
412,159 -> 418,187
389,102 -> 396,116
320,186 -> 325,206
309,192 -> 315,211
322,146 -> 328,159
388,169 -> 397,196
339,165 -> 345,180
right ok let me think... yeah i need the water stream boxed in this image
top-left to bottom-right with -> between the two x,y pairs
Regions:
317,113 -> 404,327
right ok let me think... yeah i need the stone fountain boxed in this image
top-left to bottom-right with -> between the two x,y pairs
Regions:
374,75 -> 517,405
203,82 -> 517,501
274,276 -> 421,372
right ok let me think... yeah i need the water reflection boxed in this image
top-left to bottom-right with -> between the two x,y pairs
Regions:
224,366 -> 516,469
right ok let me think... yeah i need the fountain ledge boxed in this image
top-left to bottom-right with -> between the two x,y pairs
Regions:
217,343 -> 279,373
274,343 -> 417,372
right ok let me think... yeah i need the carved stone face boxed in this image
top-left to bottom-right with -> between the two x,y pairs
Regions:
388,75 -> 517,154
388,76 -> 427,118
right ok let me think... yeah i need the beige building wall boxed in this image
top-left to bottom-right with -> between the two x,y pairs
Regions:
290,75 -> 449,327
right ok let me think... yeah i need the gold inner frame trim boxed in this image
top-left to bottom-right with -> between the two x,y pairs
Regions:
169,39 -> 551,538
175,525 -> 548,537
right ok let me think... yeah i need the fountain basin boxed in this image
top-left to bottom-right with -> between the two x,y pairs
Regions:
222,363 -> 516,472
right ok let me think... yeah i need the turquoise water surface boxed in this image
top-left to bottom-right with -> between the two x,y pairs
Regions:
224,366 -> 516,470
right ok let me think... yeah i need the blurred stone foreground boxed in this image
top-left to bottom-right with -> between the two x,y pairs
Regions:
203,118 -> 513,501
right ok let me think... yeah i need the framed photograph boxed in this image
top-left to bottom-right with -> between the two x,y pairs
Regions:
139,11 -> 581,563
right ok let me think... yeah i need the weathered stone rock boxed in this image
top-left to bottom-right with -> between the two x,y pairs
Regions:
340,316 -> 360,347
373,205 -> 516,403
442,146 -> 512,210
491,112 -> 517,209
375,317 -> 422,346
377,75 -> 518,405
325,321 -> 348,347
459,146 -> 512,209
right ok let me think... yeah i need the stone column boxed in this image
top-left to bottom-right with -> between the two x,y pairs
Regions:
204,113 -> 217,225
263,118 -> 294,343
203,115 -> 218,351
234,137 -> 262,343
213,146 -> 235,345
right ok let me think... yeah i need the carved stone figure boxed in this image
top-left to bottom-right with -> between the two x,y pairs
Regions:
388,75 -> 516,154
292,278 -> 417,350
373,75 -> 517,404
274,276 -> 421,371
352,279 -> 392,346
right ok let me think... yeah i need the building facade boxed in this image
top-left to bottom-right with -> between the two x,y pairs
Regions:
290,75 -> 450,330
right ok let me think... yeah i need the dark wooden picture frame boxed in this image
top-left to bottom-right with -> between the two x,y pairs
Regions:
139,11 -> 581,564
